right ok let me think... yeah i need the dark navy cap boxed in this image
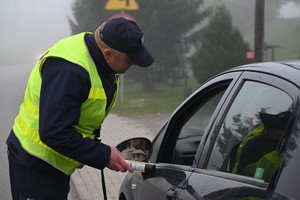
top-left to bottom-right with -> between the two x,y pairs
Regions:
99,17 -> 154,68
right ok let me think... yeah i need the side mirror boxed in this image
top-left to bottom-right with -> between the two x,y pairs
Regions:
116,137 -> 153,162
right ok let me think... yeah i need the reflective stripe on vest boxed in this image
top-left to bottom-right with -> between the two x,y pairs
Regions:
13,32 -> 119,174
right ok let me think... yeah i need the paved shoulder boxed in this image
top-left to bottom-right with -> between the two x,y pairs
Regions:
69,114 -> 157,200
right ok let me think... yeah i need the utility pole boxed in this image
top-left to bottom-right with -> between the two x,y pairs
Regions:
254,0 -> 265,62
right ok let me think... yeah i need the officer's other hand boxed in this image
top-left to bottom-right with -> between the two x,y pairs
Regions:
107,147 -> 134,173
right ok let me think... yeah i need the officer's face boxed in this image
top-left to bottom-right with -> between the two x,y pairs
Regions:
106,50 -> 133,73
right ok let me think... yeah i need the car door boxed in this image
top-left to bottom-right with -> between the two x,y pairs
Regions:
129,72 -> 242,200
177,71 -> 299,200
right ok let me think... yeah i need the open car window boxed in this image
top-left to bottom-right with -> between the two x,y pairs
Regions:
172,88 -> 227,166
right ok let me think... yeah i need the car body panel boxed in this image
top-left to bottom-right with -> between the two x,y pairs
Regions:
119,60 -> 300,200
120,164 -> 194,199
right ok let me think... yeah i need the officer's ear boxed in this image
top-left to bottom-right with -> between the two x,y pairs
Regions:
103,48 -> 113,60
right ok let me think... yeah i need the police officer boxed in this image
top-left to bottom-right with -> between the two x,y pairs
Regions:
6,17 -> 154,199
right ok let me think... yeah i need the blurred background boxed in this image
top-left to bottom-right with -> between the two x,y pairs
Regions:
0,0 -> 299,199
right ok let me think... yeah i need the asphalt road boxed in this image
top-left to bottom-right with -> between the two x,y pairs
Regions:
0,64 -> 32,200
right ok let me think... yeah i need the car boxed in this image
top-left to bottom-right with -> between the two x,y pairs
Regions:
116,60 -> 300,200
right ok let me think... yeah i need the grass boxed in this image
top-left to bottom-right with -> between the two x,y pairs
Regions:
112,79 -> 200,116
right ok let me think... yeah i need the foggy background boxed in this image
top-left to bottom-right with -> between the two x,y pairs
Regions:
1,1 -> 300,67
0,0 -> 74,65
0,0 -> 299,199
0,1 -> 74,199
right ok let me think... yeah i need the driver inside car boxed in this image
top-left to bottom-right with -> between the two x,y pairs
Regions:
232,111 -> 291,182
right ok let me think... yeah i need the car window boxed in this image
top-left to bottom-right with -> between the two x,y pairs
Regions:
172,89 -> 226,166
207,81 -> 293,183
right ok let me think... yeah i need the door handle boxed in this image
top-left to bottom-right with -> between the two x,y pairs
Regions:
131,183 -> 137,190
166,187 -> 178,200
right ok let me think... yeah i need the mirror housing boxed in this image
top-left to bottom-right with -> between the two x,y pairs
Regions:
116,137 -> 153,162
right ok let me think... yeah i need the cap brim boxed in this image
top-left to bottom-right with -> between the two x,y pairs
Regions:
127,46 -> 154,68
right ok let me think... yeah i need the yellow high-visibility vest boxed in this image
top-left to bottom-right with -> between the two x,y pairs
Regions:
13,32 -> 119,175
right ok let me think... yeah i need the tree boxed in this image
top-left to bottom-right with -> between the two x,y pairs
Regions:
130,0 -> 208,90
68,0 -> 111,33
68,0 -> 209,91
190,5 -> 250,84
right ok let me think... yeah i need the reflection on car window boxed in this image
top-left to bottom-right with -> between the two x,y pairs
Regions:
173,89 -> 226,166
207,81 -> 293,183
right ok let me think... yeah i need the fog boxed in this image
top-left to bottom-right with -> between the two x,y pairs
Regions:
0,1 -> 74,199
0,0 -> 74,66
0,0 -> 299,199
0,1 -> 299,67
280,2 -> 300,18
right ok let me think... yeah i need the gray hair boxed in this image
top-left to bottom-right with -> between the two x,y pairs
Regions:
94,22 -> 121,58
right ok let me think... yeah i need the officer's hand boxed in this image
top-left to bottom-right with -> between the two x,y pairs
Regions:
107,147 -> 134,173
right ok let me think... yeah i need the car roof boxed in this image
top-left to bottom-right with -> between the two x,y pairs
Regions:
220,60 -> 300,87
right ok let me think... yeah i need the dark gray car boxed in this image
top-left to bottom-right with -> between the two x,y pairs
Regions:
117,60 -> 300,200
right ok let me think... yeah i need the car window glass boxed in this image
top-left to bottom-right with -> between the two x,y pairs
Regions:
207,81 -> 293,183
173,89 -> 226,166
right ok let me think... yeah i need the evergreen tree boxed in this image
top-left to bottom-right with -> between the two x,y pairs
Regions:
68,0 -> 208,91
68,0 -> 112,33
131,0 -> 208,90
190,5 -> 250,84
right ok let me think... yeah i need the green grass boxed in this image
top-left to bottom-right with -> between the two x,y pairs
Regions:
112,79 -> 200,116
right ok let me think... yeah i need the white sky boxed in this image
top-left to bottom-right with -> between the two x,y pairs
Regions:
279,2 -> 300,18
0,0 -> 74,63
